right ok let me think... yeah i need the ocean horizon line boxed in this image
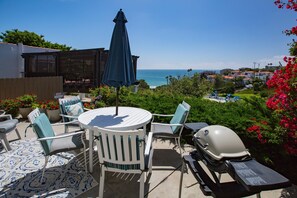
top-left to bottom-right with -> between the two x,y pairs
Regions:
136,69 -> 220,87
137,68 -> 220,71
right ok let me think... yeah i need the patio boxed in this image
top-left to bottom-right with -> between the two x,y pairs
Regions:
1,120 -> 295,198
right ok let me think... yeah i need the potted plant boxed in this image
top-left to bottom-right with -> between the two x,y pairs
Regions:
0,99 -> 19,118
32,101 -> 47,114
45,100 -> 61,122
16,94 -> 37,118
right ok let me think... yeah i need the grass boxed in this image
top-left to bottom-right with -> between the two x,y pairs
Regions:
234,88 -> 261,99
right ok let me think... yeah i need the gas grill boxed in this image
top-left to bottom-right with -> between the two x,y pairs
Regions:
179,125 -> 291,198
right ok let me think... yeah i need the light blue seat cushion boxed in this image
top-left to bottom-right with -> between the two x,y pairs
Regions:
33,113 -> 55,155
49,133 -> 83,155
65,102 -> 84,120
0,119 -> 18,133
170,104 -> 188,134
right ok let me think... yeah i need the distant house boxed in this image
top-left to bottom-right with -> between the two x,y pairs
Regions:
254,71 -> 274,82
223,75 -> 234,81
243,77 -> 252,85
243,71 -> 254,78
0,42 -> 59,78
229,70 -> 241,77
206,74 -> 216,83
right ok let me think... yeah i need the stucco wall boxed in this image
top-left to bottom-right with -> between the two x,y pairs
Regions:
0,42 -> 59,78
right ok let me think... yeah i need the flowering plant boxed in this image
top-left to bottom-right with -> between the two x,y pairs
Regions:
83,102 -> 95,109
0,99 -> 19,117
31,101 -> 48,110
16,94 -> 37,108
262,0 -> 297,155
246,117 -> 285,145
266,57 -> 297,155
45,100 -> 59,110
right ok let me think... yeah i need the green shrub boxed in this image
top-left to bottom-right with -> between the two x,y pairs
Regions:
89,86 -> 286,161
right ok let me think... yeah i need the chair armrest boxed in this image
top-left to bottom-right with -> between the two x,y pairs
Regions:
145,132 -> 153,156
0,114 -> 12,120
152,114 -> 174,122
152,113 -> 175,117
59,114 -> 78,119
37,130 -> 85,141
51,120 -> 79,127
151,122 -> 183,127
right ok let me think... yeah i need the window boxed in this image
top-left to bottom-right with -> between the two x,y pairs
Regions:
28,55 -> 56,74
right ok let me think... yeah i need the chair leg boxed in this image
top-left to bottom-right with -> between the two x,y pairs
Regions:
41,156 -> 49,183
99,166 -> 105,198
15,128 -> 21,140
178,160 -> 185,198
148,148 -> 154,175
0,134 -> 12,151
139,172 -> 145,198
81,133 -> 87,172
177,137 -> 182,159
64,125 -> 69,133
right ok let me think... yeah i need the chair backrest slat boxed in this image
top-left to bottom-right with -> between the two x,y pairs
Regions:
95,127 -> 145,170
114,134 -> 122,161
130,134 -> 137,162
28,108 -> 41,124
122,133 -> 130,162
107,132 -> 116,161
101,133 -> 110,160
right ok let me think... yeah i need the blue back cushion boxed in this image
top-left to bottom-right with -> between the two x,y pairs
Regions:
170,104 -> 188,133
33,113 -> 55,155
60,98 -> 81,122
65,102 -> 84,120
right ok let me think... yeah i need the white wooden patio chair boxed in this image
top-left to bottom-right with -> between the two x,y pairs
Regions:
94,127 -> 154,198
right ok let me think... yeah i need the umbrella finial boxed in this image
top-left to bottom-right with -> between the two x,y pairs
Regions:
114,9 -> 127,23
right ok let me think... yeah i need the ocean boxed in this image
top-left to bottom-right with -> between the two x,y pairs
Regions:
136,69 -> 219,87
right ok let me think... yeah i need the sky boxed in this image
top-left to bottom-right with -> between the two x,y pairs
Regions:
0,0 -> 296,70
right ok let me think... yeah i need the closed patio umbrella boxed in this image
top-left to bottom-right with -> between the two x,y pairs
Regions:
102,9 -> 136,115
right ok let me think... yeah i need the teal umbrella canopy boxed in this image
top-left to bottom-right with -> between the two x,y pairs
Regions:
102,9 -> 136,88
102,9 -> 136,115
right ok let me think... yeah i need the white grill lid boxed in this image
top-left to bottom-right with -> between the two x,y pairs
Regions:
194,125 -> 250,160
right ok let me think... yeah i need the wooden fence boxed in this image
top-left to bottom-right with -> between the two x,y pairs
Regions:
0,76 -> 63,101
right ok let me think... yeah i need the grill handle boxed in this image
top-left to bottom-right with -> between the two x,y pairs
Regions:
193,136 -> 208,149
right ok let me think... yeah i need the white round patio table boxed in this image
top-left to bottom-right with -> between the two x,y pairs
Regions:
78,106 -> 152,173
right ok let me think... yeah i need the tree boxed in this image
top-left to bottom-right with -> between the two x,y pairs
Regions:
0,29 -> 71,51
138,79 -> 150,89
214,74 -> 225,90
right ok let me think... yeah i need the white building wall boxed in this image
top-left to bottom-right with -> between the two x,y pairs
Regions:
0,42 -> 59,78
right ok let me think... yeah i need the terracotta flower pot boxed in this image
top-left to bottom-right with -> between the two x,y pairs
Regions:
46,109 -> 61,122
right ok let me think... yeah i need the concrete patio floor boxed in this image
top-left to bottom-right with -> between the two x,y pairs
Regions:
3,120 -> 296,198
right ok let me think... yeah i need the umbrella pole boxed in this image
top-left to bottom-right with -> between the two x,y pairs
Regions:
116,87 -> 120,115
